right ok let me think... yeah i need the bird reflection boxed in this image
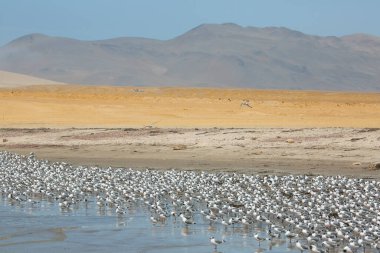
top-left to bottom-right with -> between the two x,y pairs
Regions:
1,151 -> 379,253
181,227 -> 190,236
255,248 -> 265,253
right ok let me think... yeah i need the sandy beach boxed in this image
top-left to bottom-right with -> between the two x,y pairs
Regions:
3,4 -> 380,253
0,85 -> 379,178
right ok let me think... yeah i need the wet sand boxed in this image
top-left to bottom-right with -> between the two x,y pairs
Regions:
1,127 -> 379,179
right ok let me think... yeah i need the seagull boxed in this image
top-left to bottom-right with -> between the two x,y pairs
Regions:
296,241 -> 309,253
2,151 -> 380,253
254,233 -> 267,247
309,244 -> 324,253
209,236 -> 226,250
150,216 -> 158,224
285,230 -> 298,243
179,213 -> 196,225
342,246 -> 353,253
221,219 -> 229,226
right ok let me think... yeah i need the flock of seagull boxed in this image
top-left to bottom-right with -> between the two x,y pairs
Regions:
1,150 -> 380,253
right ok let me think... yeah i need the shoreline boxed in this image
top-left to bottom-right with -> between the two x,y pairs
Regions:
1,127 -> 379,179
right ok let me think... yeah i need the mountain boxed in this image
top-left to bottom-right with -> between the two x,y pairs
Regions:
0,70 -> 63,87
1,23 -> 380,91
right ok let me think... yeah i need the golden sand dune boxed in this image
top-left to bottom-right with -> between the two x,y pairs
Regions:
0,70 -> 63,87
0,85 -> 379,128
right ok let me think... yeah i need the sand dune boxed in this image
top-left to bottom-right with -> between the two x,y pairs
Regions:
0,85 -> 379,128
0,70 -> 63,87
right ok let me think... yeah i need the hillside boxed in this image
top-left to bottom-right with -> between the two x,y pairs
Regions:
1,24 -> 380,90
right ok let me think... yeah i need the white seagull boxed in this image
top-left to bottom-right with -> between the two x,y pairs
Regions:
209,236 -> 226,250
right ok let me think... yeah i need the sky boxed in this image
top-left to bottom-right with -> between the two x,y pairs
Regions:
1,0 -> 380,46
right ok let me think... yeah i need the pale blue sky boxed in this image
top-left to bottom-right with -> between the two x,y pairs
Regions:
1,0 -> 379,46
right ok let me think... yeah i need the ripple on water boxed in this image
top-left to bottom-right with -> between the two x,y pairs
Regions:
0,198 -> 294,253
1,151 -> 378,253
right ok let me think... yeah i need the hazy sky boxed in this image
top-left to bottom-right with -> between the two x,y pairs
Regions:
1,0 -> 379,46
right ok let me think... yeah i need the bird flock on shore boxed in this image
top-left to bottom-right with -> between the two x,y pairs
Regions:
1,151 -> 380,253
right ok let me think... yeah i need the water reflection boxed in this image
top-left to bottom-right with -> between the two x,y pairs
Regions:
0,196 -> 308,253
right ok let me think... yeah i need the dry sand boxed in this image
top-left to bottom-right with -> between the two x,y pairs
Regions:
0,85 -> 379,178
0,85 -> 379,128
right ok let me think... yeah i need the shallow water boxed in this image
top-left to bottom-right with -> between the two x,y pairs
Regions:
0,196 -> 301,253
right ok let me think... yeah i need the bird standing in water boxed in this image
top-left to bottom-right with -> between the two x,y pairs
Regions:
296,241 -> 309,253
209,236 -> 226,250
254,233 -> 268,247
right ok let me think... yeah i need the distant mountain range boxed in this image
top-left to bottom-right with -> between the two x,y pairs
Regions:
1,23 -> 380,91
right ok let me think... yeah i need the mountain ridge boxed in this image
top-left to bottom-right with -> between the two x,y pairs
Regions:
1,23 -> 380,91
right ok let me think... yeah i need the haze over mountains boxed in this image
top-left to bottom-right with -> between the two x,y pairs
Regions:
1,23 -> 380,91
